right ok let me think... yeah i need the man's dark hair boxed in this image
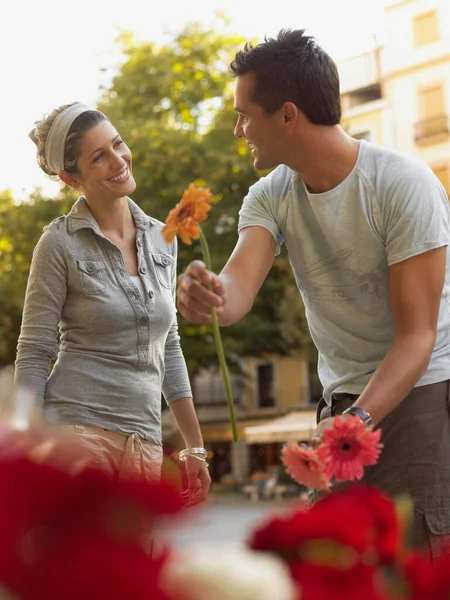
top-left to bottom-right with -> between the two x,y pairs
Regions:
230,29 -> 341,125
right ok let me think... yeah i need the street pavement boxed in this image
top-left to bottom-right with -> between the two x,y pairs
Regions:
162,493 -> 293,548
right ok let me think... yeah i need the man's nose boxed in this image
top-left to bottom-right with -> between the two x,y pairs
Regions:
234,121 -> 243,139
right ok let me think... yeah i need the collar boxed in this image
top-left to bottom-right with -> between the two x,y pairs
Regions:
66,196 -> 154,235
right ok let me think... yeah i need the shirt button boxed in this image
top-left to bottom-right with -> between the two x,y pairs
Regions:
148,290 -> 154,299
139,266 -> 147,275
86,263 -> 95,272
137,239 -> 142,248
140,317 -> 149,326
162,258 -> 169,266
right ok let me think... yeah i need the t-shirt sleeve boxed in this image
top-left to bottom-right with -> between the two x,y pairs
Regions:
380,164 -> 450,266
238,168 -> 286,256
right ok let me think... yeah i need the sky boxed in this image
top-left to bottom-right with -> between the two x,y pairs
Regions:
0,0 -> 387,199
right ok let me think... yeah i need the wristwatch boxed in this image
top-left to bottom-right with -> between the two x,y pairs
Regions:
341,406 -> 372,426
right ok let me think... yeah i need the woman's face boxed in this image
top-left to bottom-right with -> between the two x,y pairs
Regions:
74,120 -> 136,202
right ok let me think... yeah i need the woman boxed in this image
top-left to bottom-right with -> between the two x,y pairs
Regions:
14,102 -> 210,506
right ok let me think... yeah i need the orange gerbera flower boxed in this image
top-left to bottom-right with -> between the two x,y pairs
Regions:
316,416 -> 383,482
162,184 -> 212,245
281,442 -> 330,491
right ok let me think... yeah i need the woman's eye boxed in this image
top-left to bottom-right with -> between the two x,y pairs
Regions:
93,153 -> 103,163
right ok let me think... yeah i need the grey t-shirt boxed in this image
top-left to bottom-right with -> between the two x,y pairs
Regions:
14,197 -> 192,443
238,140 -> 450,402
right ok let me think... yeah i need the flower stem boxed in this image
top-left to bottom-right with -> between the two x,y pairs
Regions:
199,227 -> 238,443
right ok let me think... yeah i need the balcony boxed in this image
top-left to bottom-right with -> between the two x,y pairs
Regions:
414,114 -> 450,145
339,49 -> 382,96
341,83 -> 383,111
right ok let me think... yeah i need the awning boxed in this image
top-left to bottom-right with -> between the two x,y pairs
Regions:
243,410 -> 317,444
162,415 -> 283,444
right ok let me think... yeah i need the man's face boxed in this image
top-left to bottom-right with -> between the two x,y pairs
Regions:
233,73 -> 287,171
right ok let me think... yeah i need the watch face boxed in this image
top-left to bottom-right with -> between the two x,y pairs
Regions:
344,407 -> 371,422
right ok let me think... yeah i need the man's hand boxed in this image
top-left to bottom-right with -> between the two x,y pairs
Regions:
180,455 -> 211,507
312,413 -> 354,445
177,260 -> 226,324
311,417 -> 335,446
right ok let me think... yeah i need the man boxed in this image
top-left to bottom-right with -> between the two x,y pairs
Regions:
177,29 -> 450,554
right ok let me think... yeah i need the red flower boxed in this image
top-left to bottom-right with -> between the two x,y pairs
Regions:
250,504 -> 382,600
281,442 -> 330,490
27,534 -> 172,600
400,547 -> 450,600
249,485 -> 401,600
290,562 -> 384,600
316,485 -> 401,565
316,416 -> 382,481
250,485 -> 397,560
0,454 -> 184,599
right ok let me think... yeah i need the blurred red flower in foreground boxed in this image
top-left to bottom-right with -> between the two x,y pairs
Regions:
0,454 -> 183,600
249,485 -> 401,600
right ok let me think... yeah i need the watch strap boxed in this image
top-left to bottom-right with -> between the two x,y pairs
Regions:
341,406 -> 372,426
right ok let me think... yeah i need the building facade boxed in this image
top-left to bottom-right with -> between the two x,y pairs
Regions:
162,354 -> 319,486
340,0 -> 450,194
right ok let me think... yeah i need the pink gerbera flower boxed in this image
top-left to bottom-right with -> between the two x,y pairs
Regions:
281,442 -> 330,490
316,416 -> 383,482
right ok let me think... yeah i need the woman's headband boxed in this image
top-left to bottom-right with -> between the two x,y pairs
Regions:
44,103 -> 91,174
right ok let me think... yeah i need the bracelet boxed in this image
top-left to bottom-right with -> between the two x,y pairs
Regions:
178,447 -> 207,462
187,454 -> 209,467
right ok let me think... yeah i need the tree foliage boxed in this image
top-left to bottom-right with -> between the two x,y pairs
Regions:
0,19 -> 311,370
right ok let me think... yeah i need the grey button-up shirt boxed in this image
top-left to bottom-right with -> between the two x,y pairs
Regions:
15,196 -> 192,444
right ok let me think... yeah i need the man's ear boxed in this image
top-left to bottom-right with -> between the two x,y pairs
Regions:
59,171 -> 81,189
283,101 -> 299,125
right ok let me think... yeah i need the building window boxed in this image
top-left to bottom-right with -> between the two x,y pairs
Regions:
432,164 -> 450,195
413,11 -> 440,47
256,361 -> 276,408
341,84 -> 382,111
415,84 -> 449,144
193,368 -> 244,406
420,85 -> 445,120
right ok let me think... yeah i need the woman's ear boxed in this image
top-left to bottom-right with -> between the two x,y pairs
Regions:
59,171 -> 81,189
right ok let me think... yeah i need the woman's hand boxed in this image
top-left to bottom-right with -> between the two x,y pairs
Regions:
180,455 -> 211,507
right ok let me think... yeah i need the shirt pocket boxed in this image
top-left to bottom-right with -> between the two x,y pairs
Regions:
76,258 -> 107,295
152,252 -> 174,289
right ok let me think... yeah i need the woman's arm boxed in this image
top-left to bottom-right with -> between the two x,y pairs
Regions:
162,236 -> 210,505
14,225 -> 68,409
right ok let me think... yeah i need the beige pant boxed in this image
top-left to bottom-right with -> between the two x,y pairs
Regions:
61,424 -> 163,481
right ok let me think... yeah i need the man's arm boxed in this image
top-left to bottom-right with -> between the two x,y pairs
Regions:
177,226 -> 276,325
352,246 -> 446,425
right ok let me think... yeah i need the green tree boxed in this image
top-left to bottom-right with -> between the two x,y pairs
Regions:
0,19 -> 311,371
